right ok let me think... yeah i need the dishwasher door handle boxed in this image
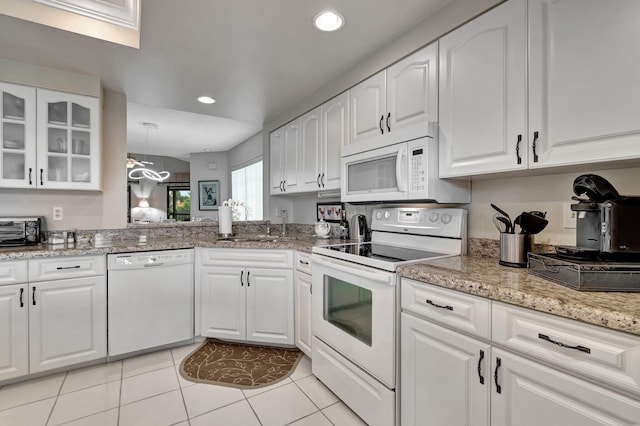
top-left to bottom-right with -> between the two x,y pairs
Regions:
143,262 -> 165,267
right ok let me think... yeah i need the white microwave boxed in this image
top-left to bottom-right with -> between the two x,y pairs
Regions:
341,137 -> 470,203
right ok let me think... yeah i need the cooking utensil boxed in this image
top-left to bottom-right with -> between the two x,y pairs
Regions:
491,203 -> 513,233
513,214 -> 522,233
493,214 -> 508,233
519,211 -> 548,234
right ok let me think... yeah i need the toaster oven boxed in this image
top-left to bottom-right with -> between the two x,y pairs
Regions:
0,217 -> 46,247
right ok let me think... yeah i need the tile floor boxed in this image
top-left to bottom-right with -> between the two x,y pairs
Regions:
0,343 -> 367,426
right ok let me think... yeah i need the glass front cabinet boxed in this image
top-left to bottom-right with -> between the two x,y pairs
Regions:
0,82 -> 37,188
36,89 -> 101,190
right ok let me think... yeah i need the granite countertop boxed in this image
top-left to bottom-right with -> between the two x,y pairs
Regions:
0,234 -> 336,260
397,256 -> 640,337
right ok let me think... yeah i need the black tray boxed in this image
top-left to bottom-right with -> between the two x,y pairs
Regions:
528,253 -> 640,292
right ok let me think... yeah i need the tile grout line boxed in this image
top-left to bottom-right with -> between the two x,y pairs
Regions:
117,359 -> 123,426
45,371 -> 67,426
290,374 -> 338,425
170,348 -> 191,426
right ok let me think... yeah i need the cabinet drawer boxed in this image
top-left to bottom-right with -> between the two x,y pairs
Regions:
199,248 -> 293,269
401,278 -> 491,339
295,251 -> 311,274
492,302 -> 640,396
0,260 -> 27,286
28,255 -> 106,282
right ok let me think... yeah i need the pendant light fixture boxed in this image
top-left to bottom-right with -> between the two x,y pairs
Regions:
128,122 -> 170,182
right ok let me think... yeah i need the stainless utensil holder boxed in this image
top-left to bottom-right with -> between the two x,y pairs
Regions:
499,233 -> 534,268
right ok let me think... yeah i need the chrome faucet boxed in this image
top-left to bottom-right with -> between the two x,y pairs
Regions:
281,209 -> 288,236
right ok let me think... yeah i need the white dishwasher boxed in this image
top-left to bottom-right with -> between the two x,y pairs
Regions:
107,249 -> 194,357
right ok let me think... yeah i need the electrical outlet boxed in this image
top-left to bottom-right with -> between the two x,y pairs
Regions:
563,203 -> 576,228
275,207 -> 282,217
53,206 -> 63,221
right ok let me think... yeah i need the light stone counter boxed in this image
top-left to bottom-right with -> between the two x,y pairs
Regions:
0,234 -> 337,260
397,256 -> 640,337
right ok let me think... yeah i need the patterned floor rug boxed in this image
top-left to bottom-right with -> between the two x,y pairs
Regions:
179,339 -> 303,389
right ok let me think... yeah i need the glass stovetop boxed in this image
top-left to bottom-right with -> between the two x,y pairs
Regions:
323,242 -> 446,263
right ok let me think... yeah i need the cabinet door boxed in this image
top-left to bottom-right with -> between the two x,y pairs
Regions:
269,128 -> 284,194
0,284 -> 28,381
0,82 -> 37,189
401,313 -> 490,426
387,43 -> 438,144
200,266 -> 246,340
246,268 -> 294,345
294,270 -> 312,357
299,107 -> 322,191
283,120 -> 300,193
492,349 -> 640,426
438,0 -> 526,177
528,0 -> 640,168
321,92 -> 348,190
36,89 -> 101,190
29,276 -> 106,373
349,71 -> 386,146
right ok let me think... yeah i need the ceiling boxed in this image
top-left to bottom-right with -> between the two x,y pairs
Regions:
0,0 -> 451,161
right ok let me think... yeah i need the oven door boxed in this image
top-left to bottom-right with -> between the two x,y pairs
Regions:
311,254 -> 396,387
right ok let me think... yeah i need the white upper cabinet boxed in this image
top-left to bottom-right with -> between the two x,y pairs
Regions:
528,0 -> 640,168
440,0 -> 640,178
299,107 -> 323,191
0,82 -> 37,189
320,91 -> 348,191
439,0 -> 526,177
346,43 -> 438,156
269,119 -> 300,194
36,89 -> 101,190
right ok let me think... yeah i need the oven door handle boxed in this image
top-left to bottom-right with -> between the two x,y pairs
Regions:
312,255 -> 393,285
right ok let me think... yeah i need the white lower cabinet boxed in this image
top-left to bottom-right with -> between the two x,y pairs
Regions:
0,284 -> 28,381
400,278 -> 640,426
29,276 -> 106,373
294,251 -> 312,357
0,256 -> 106,383
401,312 -> 490,426
199,249 -> 294,345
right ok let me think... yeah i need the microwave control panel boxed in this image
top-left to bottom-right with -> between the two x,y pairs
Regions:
410,147 -> 426,192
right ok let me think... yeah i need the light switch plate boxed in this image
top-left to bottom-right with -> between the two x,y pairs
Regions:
53,206 -> 63,221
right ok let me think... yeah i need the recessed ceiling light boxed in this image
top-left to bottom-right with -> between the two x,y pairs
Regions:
197,96 -> 216,104
313,11 -> 345,32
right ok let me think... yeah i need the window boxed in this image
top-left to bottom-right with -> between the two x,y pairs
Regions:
167,185 -> 191,221
231,160 -> 263,221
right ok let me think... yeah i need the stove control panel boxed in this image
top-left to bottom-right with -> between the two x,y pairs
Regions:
371,207 -> 467,239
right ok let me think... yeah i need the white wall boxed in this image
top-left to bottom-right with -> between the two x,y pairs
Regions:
189,151 -> 230,219
228,132 -> 262,169
0,88 -> 128,230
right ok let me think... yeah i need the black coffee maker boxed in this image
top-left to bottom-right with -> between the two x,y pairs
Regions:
557,174 -> 640,260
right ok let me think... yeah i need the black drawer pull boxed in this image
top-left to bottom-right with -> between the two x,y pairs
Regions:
477,350 -> 485,385
538,333 -> 591,354
56,265 -> 81,270
32,286 -> 36,306
247,270 -> 251,287
379,115 -> 384,134
532,131 -> 539,162
426,299 -> 453,311
516,134 -> 522,165
299,260 -> 309,265
386,112 -> 391,132
494,357 -> 502,394
28,168 -> 33,185
20,288 -> 24,307
240,270 -> 244,286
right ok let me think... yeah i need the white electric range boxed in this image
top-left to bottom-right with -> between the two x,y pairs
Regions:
311,207 -> 467,426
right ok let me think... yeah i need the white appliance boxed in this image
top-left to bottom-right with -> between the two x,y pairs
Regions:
107,249 -> 194,357
341,137 -> 470,203
311,207 -> 467,426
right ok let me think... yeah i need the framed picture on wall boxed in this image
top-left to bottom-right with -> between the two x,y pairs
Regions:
317,202 -> 344,223
198,180 -> 219,210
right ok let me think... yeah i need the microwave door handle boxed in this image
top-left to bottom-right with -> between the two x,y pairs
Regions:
396,146 -> 407,192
